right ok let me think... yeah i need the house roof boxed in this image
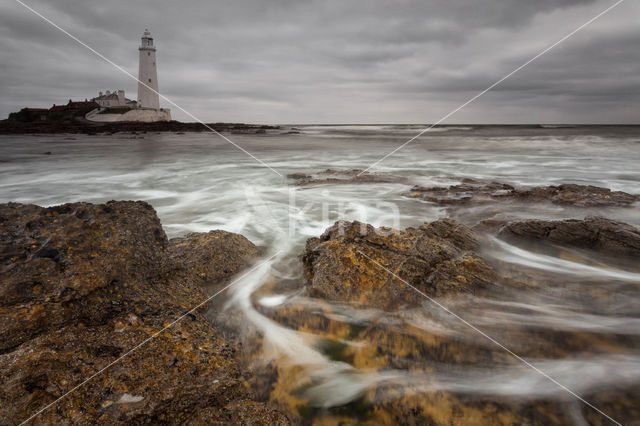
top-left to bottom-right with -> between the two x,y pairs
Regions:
49,100 -> 97,111
68,101 -> 95,107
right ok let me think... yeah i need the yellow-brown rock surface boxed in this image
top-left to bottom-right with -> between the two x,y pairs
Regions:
302,219 -> 495,309
0,201 -> 288,425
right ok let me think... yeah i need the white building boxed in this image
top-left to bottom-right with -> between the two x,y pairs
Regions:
93,90 -> 137,108
137,29 -> 160,109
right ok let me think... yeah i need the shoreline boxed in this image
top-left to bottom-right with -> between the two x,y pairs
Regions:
0,119 -> 280,135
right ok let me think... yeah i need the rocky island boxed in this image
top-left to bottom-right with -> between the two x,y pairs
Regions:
0,119 -> 279,135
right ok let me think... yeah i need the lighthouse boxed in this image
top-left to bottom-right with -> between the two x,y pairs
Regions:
87,30 -> 170,122
137,29 -> 160,109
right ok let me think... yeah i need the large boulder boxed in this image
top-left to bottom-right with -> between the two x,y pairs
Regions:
0,201 -> 288,425
302,219 -> 496,309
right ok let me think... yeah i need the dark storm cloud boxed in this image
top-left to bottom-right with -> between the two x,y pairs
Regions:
0,0 -> 637,123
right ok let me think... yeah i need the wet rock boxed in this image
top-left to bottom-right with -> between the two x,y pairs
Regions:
294,219 -> 640,424
169,230 -> 263,292
286,173 -> 311,180
0,201 -> 167,352
290,169 -> 408,186
405,180 -> 638,207
302,219 -> 496,309
404,181 -> 514,205
0,201 -> 288,424
518,184 -> 638,207
497,216 -> 640,259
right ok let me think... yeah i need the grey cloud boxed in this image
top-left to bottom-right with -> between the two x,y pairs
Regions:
0,0 -> 637,123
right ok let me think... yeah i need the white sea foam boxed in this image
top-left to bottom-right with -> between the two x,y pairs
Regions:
490,237 -> 640,282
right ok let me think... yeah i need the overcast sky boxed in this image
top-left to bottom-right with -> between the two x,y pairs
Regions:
0,0 -> 638,123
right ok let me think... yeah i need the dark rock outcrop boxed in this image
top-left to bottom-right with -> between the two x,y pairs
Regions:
0,201 -> 288,425
497,216 -> 640,259
302,219 -> 496,308
516,184 -> 638,207
289,169 -> 407,186
404,180 -> 513,205
286,173 -> 310,180
404,180 -> 637,207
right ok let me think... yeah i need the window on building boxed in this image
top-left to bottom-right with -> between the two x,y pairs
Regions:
148,52 -> 151,56
149,78 -> 152,83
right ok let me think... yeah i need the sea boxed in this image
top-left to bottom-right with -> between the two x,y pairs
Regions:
1,124 -> 639,423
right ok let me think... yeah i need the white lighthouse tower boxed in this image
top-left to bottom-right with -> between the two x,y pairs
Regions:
137,29 -> 160,109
